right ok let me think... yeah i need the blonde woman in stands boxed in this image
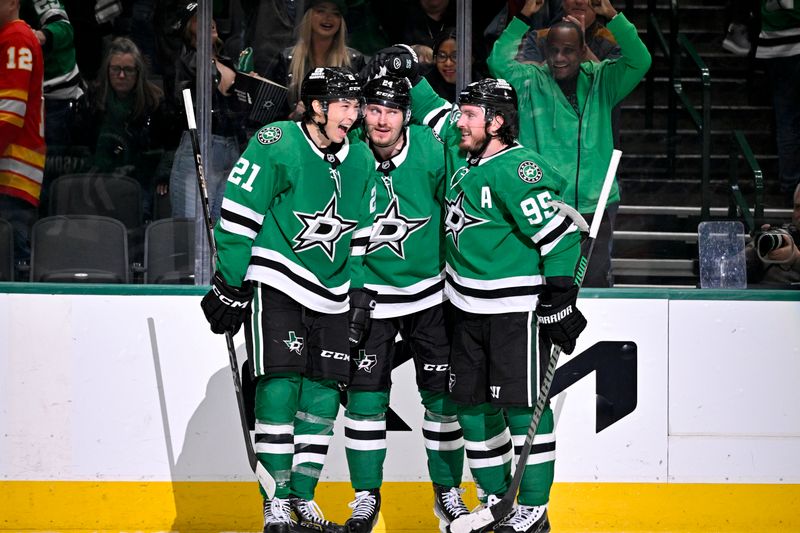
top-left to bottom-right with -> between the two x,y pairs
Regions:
267,0 -> 365,120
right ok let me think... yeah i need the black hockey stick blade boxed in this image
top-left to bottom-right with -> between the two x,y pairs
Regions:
182,89 -> 276,499
448,149 -> 622,533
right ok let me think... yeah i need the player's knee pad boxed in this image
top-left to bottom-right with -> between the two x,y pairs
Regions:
255,373 -> 302,424
346,389 -> 389,419
420,389 -> 458,417
506,405 -> 553,436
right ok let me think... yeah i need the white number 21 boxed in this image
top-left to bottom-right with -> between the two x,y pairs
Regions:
228,157 -> 261,192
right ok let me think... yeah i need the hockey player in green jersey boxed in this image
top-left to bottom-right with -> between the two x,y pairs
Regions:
343,75 -> 468,533
200,67 -> 374,533
372,47 -> 588,533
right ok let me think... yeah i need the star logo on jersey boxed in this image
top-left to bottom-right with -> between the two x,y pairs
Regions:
518,160 -> 542,184
444,191 -> 488,249
256,126 -> 282,145
283,331 -> 304,355
293,194 -> 357,260
367,197 -> 429,259
355,349 -> 377,373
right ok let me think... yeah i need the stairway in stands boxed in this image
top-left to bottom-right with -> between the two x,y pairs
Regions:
612,1 -> 787,286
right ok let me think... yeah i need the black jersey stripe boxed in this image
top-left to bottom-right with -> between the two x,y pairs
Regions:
536,217 -> 572,250
255,433 -> 293,444
426,107 -> 450,129
250,256 -> 347,303
445,273 -> 544,299
350,235 -> 370,248
465,440 -> 513,459
221,207 -> 262,234
422,428 -> 463,442
376,279 -> 445,304
757,34 -> 800,47
345,427 -> 387,440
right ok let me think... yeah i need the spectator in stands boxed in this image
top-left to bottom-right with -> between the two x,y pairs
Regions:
397,0 -> 456,59
79,37 -> 169,221
755,0 -> 800,205
519,0 -> 620,64
746,183 -> 800,285
21,0 -> 83,212
168,2 -> 245,222
1,0 -> 45,271
268,0 -> 365,121
424,27 -> 458,102
240,0 -> 301,79
488,0 -> 651,287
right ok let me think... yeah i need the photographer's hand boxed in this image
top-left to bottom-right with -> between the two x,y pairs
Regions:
766,236 -> 799,266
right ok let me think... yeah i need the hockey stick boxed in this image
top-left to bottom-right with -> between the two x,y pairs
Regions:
182,89 -> 276,499
450,149 -> 622,533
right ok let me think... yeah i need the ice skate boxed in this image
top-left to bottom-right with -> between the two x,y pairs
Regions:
433,484 -> 469,532
345,489 -> 381,533
264,497 -> 295,533
494,504 -> 550,533
290,497 -> 345,533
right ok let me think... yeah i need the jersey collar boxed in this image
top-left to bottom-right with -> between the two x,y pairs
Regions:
297,121 -> 351,165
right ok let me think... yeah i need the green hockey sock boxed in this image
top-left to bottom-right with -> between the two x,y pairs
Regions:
254,373 -> 302,498
458,403 -> 512,498
290,377 -> 340,500
507,406 -> 555,506
345,389 -> 389,490
420,389 -> 464,488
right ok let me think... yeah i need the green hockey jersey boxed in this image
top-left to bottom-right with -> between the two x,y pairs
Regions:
21,0 -> 82,100
215,121 -> 375,314
350,124 -> 447,319
410,79 -> 581,314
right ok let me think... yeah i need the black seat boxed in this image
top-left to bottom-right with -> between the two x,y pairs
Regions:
30,215 -> 129,283
0,218 -> 13,281
144,217 -> 195,284
48,173 -> 143,229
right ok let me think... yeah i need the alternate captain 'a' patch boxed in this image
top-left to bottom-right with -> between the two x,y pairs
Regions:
518,160 -> 543,184
257,126 -> 282,145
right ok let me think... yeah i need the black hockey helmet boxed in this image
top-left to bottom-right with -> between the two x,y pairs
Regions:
301,67 -> 363,109
363,75 -> 412,124
458,78 -> 519,143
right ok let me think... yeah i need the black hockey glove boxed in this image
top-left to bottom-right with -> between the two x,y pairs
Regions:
365,44 -> 420,85
536,284 -> 587,355
201,271 -> 254,335
348,288 -> 377,346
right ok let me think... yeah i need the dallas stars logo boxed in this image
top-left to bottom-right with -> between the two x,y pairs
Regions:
356,350 -> 377,373
444,191 -> 488,249
284,331 -> 304,355
293,194 -> 357,260
367,197 -> 429,258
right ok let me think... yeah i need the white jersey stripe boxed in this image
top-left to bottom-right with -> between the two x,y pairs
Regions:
446,264 -> 543,291
425,437 -> 465,451
221,197 -> 265,225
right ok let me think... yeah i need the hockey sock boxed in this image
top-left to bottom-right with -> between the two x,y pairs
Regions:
345,389 -> 389,490
420,389 -> 464,488
507,405 -> 555,506
290,377 -> 340,500
254,372 -> 302,498
457,403 -> 513,498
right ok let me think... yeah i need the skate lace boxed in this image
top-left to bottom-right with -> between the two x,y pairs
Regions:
296,499 -> 333,525
265,497 -> 293,524
440,487 -> 469,516
500,504 -> 546,529
348,490 -> 377,520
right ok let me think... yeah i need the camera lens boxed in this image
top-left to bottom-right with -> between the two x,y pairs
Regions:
756,232 -> 784,256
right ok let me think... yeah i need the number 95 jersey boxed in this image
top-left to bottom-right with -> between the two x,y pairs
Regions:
214,121 -> 375,314
443,146 -> 581,314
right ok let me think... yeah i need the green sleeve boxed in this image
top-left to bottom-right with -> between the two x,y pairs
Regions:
214,135 -> 288,286
409,78 -> 460,147
602,13 -> 652,106
41,19 -> 74,53
487,17 -> 531,85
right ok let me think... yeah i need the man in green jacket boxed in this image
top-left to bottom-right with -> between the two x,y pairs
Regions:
488,0 -> 651,287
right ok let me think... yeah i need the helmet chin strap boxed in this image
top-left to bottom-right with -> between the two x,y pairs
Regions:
471,107 -> 497,160
312,101 -> 330,141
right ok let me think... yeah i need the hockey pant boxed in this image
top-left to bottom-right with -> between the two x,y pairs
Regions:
345,388 -> 465,490
458,403 -> 555,506
254,372 -> 340,500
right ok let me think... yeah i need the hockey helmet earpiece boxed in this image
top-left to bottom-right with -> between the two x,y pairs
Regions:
362,75 -> 412,125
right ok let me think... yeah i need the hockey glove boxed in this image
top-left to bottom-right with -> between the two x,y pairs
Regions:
201,271 -> 254,335
348,288 -> 377,346
366,44 -> 421,85
536,285 -> 587,354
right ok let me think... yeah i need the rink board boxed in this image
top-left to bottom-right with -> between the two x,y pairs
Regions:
0,285 -> 798,531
